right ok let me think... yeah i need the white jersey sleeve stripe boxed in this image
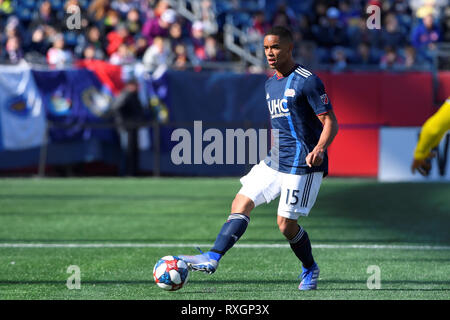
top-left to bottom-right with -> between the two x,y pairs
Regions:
295,70 -> 311,78
297,67 -> 312,75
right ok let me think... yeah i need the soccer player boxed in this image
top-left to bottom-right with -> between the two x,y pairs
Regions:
411,97 -> 450,176
179,26 -> 339,290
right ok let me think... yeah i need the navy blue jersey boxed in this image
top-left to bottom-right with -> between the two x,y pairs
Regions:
264,65 -> 332,175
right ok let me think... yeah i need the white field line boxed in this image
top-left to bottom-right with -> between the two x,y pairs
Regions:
0,243 -> 449,250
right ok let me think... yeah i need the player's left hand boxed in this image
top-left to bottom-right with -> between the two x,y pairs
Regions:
411,152 -> 436,176
306,148 -> 324,167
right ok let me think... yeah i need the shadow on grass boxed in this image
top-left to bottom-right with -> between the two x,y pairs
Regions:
319,279 -> 450,287
188,279 -> 450,293
312,182 -> 450,245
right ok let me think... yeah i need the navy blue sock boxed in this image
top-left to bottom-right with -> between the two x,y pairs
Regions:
208,213 -> 250,260
289,226 -> 315,269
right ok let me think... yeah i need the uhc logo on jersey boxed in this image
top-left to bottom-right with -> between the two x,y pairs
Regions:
320,93 -> 329,105
267,98 -> 290,119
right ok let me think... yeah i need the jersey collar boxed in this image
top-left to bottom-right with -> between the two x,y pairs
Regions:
273,64 -> 300,80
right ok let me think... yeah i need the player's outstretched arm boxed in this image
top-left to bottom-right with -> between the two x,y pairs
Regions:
306,110 -> 339,167
411,99 -> 450,175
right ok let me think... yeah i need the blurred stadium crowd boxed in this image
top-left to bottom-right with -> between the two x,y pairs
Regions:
0,0 -> 449,72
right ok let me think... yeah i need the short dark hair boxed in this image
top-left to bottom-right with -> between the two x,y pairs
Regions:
264,26 -> 293,43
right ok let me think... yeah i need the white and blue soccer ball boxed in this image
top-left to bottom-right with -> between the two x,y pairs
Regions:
153,256 -> 190,291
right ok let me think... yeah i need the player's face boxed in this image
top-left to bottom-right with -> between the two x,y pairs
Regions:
263,35 -> 292,70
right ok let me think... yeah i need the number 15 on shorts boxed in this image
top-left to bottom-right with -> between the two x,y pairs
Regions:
285,188 -> 300,205
278,172 -> 323,218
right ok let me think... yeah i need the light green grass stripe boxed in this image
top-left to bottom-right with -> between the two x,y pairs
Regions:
0,243 -> 449,250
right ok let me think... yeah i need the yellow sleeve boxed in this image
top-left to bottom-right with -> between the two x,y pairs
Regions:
414,98 -> 450,160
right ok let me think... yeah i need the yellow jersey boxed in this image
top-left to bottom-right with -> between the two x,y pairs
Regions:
414,98 -> 450,160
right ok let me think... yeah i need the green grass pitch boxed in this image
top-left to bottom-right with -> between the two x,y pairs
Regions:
0,177 -> 449,300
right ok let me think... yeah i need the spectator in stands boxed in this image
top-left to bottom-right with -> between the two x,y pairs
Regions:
76,25 -> 106,60
312,6 -> 348,63
82,44 -> 96,60
392,0 -> 413,33
171,43 -> 191,70
29,1 -> 57,32
381,12 -> 407,48
337,0 -> 360,27
348,14 -> 383,50
411,13 -> 441,60
152,0 -> 170,18
197,0 -> 218,36
5,35 -> 23,64
87,24 -> 104,45
142,7 -> 176,45
87,0 -> 110,34
168,22 -> 185,48
297,14 -> 314,42
404,45 -> 429,69
379,46 -> 405,70
110,43 -> 135,65
24,27 -> 49,63
43,24 -> 59,45
87,0 -> 111,28
47,33 -> 73,67
331,47 -> 348,72
133,36 -> 148,60
249,10 -> 269,37
167,21 -> 197,66
103,9 -> 121,34
310,1 -> 328,28
4,15 -> 22,41
125,7 -> 142,36
142,36 -> 170,74
245,11 -> 268,58
271,9 -> 291,29
350,42 -> 378,66
106,23 -> 134,56
271,1 -> 297,29
204,35 -> 225,62
314,6 -> 348,48
190,20 -> 206,61
410,0 -> 447,20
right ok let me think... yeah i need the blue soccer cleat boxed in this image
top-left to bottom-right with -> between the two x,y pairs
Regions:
178,248 -> 219,274
298,262 -> 320,290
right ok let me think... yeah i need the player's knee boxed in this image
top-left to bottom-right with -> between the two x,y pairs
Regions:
277,216 -> 298,239
231,194 -> 254,215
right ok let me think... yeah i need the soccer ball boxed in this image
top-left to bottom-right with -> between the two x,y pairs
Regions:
153,255 -> 190,291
